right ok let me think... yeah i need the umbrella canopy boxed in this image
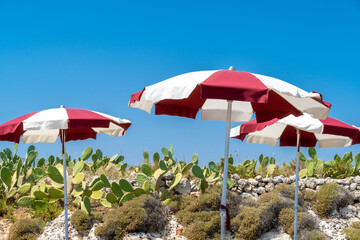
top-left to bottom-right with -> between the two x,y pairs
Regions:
0,106 -> 131,144
230,113 -> 360,148
129,69 -> 331,122
129,67 -> 331,240
230,113 -> 359,240
0,106 -> 131,240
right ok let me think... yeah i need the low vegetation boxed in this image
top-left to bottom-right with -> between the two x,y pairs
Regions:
8,218 -> 45,240
0,144 -> 359,239
95,195 -> 168,239
70,210 -> 91,232
314,183 -> 353,217
343,222 -> 360,240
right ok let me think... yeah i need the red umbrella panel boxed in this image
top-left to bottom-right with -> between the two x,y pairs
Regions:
129,69 -> 331,122
0,106 -> 131,240
230,113 -> 359,240
231,113 -> 359,148
0,107 -> 131,144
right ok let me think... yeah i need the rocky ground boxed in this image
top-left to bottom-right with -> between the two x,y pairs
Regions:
0,219 -> 11,240
1,201 -> 359,240
32,211 -> 187,240
2,174 -> 360,240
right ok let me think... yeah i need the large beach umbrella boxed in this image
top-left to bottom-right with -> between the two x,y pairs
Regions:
129,67 -> 331,240
0,106 -> 131,240
230,113 -> 359,240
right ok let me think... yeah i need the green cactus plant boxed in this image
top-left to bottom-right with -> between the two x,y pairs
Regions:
81,147 -> 93,161
17,196 -> 35,207
141,163 -> 153,177
169,173 -> 182,191
47,166 -> 64,184
119,179 -> 134,193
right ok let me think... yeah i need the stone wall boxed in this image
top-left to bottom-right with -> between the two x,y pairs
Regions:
125,171 -> 360,201
227,174 -> 360,200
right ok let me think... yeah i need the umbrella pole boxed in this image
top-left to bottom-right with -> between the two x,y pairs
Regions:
221,100 -> 233,240
294,128 -> 300,240
61,130 -> 69,240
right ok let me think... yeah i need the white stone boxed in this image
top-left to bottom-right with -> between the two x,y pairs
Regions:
257,230 -> 291,240
352,191 -> 360,201
174,178 -> 191,195
162,172 -> 175,180
305,179 -> 317,189
340,205 -> 357,219
231,173 -> 240,181
315,179 -> 325,185
255,175 -> 263,181
283,177 -> 291,184
244,185 -> 252,192
238,179 -> 248,189
350,183 -> 358,191
256,187 -> 266,195
290,175 -> 296,182
273,175 -> 284,184
259,182 -> 266,187
336,179 -> 346,185
265,182 -> 275,192
248,178 -> 259,187
262,178 -> 273,183
354,176 -> 360,184
38,210 -> 101,240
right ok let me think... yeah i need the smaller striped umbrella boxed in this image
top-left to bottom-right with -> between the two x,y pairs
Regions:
230,113 -> 359,240
0,106 -> 131,240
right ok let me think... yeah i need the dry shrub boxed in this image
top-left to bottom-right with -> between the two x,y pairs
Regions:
226,190 -> 243,218
278,208 -> 316,237
92,211 -> 104,222
343,221 -> 360,240
95,196 -> 168,239
70,210 -> 91,232
232,186 -> 304,240
314,183 -> 353,217
175,187 -> 221,240
141,197 -> 169,232
350,221 -> 360,229
8,218 -> 45,240
302,189 -> 316,207
183,212 -> 220,240
232,206 -> 262,240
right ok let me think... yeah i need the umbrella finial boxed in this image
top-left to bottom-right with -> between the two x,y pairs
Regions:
228,66 -> 236,71
60,105 -> 65,108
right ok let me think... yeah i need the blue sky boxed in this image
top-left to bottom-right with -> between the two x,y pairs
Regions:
0,0 -> 359,166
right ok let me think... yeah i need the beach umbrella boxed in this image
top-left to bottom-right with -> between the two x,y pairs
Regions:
0,105 -> 131,240
129,67 -> 331,240
230,113 -> 359,240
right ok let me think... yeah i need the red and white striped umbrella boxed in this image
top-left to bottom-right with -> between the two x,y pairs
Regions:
230,113 -> 360,148
0,106 -> 131,240
230,113 -> 359,239
129,67 -> 332,240
129,69 -> 331,122
0,106 -> 131,144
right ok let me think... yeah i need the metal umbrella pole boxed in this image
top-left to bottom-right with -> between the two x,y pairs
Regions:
220,100 -> 233,240
294,128 -> 300,240
61,129 -> 69,240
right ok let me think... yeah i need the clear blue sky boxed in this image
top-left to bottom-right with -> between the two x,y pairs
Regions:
0,0 -> 359,166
